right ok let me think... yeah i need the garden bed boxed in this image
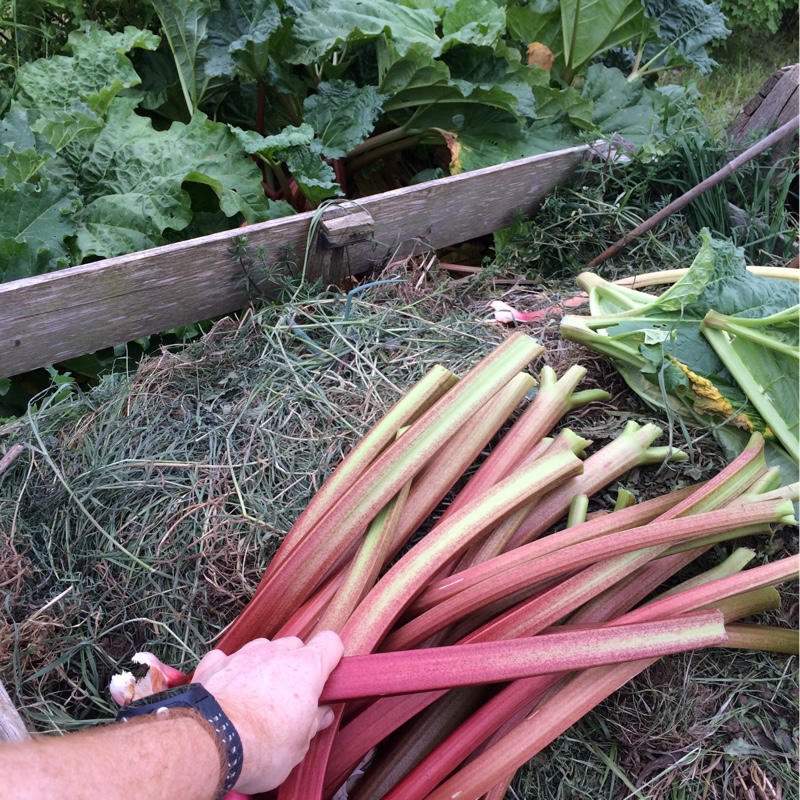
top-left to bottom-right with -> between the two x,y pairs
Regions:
1,260 -> 797,797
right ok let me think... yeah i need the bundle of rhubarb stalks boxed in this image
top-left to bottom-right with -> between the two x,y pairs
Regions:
164,334 -> 800,799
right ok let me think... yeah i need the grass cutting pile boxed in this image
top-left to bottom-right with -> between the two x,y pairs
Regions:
1,277 -> 797,799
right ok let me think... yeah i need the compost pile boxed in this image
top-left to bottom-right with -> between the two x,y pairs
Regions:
1,283 -> 797,798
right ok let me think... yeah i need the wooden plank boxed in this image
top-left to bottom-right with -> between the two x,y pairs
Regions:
0,144 -> 588,377
0,679 -> 29,742
747,65 -> 799,133
730,65 -> 799,142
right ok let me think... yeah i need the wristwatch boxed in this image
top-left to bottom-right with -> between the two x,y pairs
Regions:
116,683 -> 243,797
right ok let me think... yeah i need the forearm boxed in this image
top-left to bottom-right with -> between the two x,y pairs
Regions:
0,711 -> 223,800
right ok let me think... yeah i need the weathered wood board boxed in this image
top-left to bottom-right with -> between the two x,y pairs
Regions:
0,144 -> 588,378
729,64 -> 799,161
0,679 -> 28,743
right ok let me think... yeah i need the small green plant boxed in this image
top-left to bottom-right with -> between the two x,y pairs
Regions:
719,0 -> 796,35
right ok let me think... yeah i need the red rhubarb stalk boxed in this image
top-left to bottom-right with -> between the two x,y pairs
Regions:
220,334 -> 544,648
387,499 -> 791,650
321,612 -> 727,702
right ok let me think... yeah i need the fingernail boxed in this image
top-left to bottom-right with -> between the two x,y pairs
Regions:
321,709 -> 334,728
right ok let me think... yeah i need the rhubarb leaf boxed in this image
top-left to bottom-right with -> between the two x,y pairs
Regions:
377,40 -> 451,96
283,147 -> 343,203
206,0 -> 283,80
439,0 -> 507,51
562,230 -> 799,483
287,0 -> 439,63
303,80 -> 387,158
75,99 -> 288,260
702,308 -> 800,462
149,0 -> 231,119
641,0 -> 731,75
15,27 -> 160,116
581,64 -> 660,145
0,180 -> 82,282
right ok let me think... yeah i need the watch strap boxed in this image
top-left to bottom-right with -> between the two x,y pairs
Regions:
116,683 -> 243,797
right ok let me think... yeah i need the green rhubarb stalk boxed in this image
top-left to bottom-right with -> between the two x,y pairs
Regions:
314,479 -> 412,635
722,623 -> 799,654
386,500 -> 791,650
708,587 -> 781,621
567,494 -> 589,528
436,365 -> 608,526
568,436 -> 776,628
320,612 -> 727,702
613,266 -> 800,289
266,365 -> 456,574
702,307 -> 800,462
614,488 -> 637,511
618,553 -> 799,626
386,372 -> 537,560
219,334 -> 544,649
435,447 -> 782,644
340,448 -> 585,656
506,420 -> 688,550
455,431 -> 589,569
656,548 -> 756,598
409,482 -> 722,618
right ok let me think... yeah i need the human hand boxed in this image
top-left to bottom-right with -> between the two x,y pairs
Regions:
193,631 -> 344,794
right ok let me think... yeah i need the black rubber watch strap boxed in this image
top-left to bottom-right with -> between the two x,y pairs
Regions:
116,683 -> 243,796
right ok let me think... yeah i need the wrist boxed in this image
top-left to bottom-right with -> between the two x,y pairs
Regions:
116,683 -> 243,798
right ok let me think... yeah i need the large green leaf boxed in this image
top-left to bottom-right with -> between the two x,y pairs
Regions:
75,99 -> 289,260
561,230 -> 800,480
283,147 -> 342,203
581,64 -> 660,145
232,123 -> 317,157
231,123 -> 341,203
439,0 -> 506,51
0,180 -> 82,282
703,307 -> 799,462
0,108 -> 56,187
287,0 -> 439,63
149,0 -> 231,119
303,80 -> 386,158
377,40 -> 451,96
206,0 -> 283,80
454,117 -> 580,172
443,45 -> 537,119
506,0 -> 560,49
560,0 -> 646,77
16,27 -> 160,116
641,0 -> 730,75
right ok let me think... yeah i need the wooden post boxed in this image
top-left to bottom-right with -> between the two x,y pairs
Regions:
308,204 -> 376,287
